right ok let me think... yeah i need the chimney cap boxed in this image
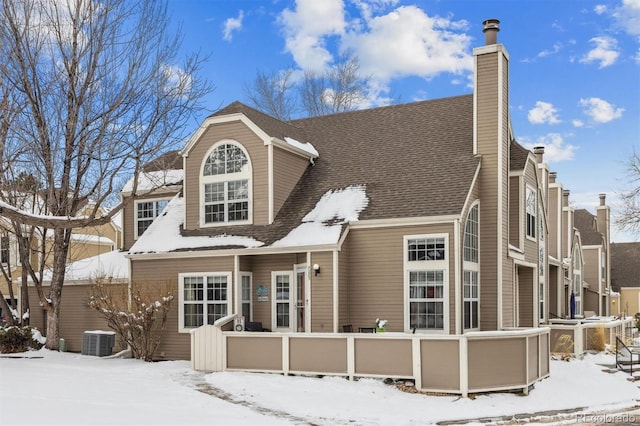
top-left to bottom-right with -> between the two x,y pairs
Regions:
482,19 -> 501,32
482,18 -> 500,45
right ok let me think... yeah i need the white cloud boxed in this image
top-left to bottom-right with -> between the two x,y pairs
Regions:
222,10 -> 244,42
579,97 -> 625,123
340,6 -> 473,82
572,119 -> 584,127
537,42 -> 562,58
522,133 -> 577,162
528,101 -> 561,124
594,4 -> 608,15
580,36 -> 620,68
279,0 -> 346,71
612,0 -> 640,36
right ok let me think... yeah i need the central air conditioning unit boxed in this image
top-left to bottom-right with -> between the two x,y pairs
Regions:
82,331 -> 116,357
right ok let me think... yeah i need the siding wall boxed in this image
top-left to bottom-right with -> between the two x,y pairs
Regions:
346,223 -> 455,333
183,122 -> 269,230
339,244 -> 350,329
27,283 -> 127,354
273,147 -> 309,220
475,47 -> 510,330
509,175 -> 521,249
131,256 -> 235,360
310,251 -> 334,333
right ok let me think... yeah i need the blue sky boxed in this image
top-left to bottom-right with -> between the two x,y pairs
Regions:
167,0 -> 640,242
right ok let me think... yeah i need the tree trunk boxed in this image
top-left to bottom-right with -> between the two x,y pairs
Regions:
43,230 -> 70,351
21,263 -> 29,326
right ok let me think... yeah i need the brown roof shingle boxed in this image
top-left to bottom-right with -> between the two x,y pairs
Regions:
574,209 -> 603,246
184,95 -> 479,246
611,242 -> 640,291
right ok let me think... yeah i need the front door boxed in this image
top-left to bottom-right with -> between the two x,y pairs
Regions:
295,265 -> 307,332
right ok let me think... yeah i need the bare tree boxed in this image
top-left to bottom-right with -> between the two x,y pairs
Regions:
300,56 -> 370,117
618,150 -> 640,235
89,279 -> 174,361
243,68 -> 297,121
0,0 -> 212,349
245,55 -> 372,119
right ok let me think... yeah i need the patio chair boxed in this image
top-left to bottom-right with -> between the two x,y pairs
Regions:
246,321 -> 271,332
342,324 -> 353,332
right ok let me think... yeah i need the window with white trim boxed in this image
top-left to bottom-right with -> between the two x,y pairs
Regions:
526,186 -> 536,239
136,199 -> 169,238
273,272 -> 292,330
201,142 -> 251,225
1,236 -> 9,264
406,235 -> 447,331
179,272 -> 231,331
240,273 -> 252,321
463,204 -> 479,329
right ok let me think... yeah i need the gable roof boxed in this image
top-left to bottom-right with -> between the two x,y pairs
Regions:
142,94 -> 482,251
574,209 -> 603,246
610,242 -> 640,291
510,140 -> 530,171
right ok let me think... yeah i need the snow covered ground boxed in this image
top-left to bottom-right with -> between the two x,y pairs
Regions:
0,349 -> 638,426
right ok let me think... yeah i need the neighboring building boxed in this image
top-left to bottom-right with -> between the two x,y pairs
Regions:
610,242 -> 640,317
27,20 -> 612,362
573,199 -> 611,317
1,197 -> 121,321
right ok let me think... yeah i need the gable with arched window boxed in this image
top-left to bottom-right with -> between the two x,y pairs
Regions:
200,141 -> 252,226
463,203 -> 479,329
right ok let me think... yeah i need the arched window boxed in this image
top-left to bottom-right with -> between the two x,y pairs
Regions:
463,204 -> 479,330
201,142 -> 251,225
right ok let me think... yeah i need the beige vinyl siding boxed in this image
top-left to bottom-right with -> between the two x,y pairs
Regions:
27,283 -> 127,354
346,224 -> 455,333
517,266 -> 535,327
131,256 -> 235,360
273,147 -> 309,220
310,251 -> 333,332
339,241 -> 350,328
548,187 -> 560,259
183,122 -> 269,230
243,253 -> 299,330
582,248 -> 599,291
475,50 -> 510,330
509,176 -> 521,248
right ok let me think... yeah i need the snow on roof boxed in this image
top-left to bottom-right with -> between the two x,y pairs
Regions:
121,169 -> 184,193
129,195 -> 264,254
43,230 -> 114,246
283,137 -> 319,157
42,250 -> 128,281
271,185 -> 368,248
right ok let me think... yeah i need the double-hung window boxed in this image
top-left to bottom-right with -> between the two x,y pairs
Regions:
405,235 -> 447,332
240,273 -> 252,321
572,246 -> 582,316
463,204 -> 480,330
179,272 -> 231,331
136,199 -> 169,238
1,236 -> 9,264
272,272 -> 293,331
201,142 -> 251,226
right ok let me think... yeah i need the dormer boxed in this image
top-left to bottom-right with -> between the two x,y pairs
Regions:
180,102 -> 318,231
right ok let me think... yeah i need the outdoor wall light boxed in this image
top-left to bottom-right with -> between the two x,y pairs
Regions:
313,263 -> 320,276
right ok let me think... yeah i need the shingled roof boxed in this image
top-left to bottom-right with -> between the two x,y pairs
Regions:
611,242 -> 640,291
574,209 -> 604,246
175,95 -> 483,248
510,140 -> 530,171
